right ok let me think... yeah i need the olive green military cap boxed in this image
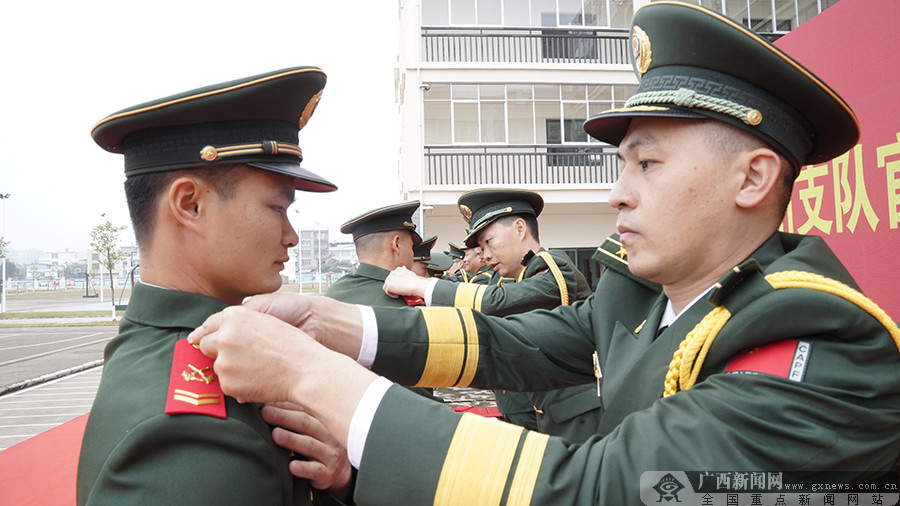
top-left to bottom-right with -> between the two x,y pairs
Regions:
414,235 -> 438,262
91,66 -> 336,192
459,188 -> 543,247
427,252 -> 454,273
341,201 -> 422,245
583,1 -> 859,171
445,242 -> 466,260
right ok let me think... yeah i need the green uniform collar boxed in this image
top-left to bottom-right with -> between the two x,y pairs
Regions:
123,282 -> 230,329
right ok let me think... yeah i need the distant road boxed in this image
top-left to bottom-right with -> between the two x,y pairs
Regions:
0,326 -> 115,389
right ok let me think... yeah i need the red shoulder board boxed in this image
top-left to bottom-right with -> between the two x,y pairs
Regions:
403,295 -> 425,306
165,339 -> 227,419
724,340 -> 811,382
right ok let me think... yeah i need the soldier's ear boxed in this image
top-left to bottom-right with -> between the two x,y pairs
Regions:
167,176 -> 207,236
735,147 -> 782,210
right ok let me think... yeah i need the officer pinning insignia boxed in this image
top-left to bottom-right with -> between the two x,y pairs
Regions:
458,188 -> 544,248
91,66 -> 337,192
340,201 -> 423,245
166,339 -> 226,419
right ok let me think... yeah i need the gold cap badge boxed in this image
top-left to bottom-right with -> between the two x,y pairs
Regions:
632,25 -> 652,77
459,204 -> 473,223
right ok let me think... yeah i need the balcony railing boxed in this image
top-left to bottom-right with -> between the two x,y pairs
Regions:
421,26 -> 630,64
423,145 -> 619,186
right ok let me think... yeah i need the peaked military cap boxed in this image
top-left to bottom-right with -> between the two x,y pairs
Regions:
91,66 -> 336,192
341,201 -> 422,245
459,189 -> 543,247
445,242 -> 466,260
427,252 -> 454,274
414,235 -> 438,262
583,1 -> 859,171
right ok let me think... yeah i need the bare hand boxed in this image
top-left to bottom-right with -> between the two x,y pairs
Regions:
188,305 -> 381,450
240,293 -> 364,359
383,266 -> 429,298
187,306 -> 312,404
263,402 -> 353,499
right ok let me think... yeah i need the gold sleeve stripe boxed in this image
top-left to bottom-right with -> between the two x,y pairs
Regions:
434,413 -> 524,505
457,308 -> 479,387
454,283 -> 481,309
473,285 -> 488,312
417,308 -> 479,387
535,251 -> 570,306
453,283 -> 489,312
506,431 -> 550,506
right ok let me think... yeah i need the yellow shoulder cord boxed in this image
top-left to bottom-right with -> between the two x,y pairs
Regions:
532,251 -> 570,306
663,270 -> 900,398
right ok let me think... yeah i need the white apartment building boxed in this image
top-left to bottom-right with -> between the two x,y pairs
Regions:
395,0 -> 840,285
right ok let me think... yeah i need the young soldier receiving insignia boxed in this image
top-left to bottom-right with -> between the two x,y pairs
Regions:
383,189 -> 599,441
77,67 -> 350,505
324,203 -> 436,401
324,201 -> 422,307
189,3 -> 900,504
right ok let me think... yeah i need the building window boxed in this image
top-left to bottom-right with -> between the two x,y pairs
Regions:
422,0 -> 633,29
424,82 -> 637,145
684,0 -> 840,41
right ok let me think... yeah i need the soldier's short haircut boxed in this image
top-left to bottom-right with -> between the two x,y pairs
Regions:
125,164 -> 246,247
495,213 -> 540,243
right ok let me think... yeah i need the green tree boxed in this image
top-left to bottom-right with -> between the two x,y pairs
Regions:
90,220 -> 128,301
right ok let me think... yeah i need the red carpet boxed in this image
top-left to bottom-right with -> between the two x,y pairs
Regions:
0,414 -> 87,505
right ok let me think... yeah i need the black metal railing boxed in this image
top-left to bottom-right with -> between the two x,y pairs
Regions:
423,145 -> 619,186
421,26 -> 630,64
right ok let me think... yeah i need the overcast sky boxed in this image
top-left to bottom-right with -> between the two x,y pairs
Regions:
0,1 -> 401,253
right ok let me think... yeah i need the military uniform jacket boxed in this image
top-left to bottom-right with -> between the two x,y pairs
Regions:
430,249 -> 591,317
325,263 -> 412,307
432,248 -> 601,442
357,233 -> 900,505
443,266 -> 494,285
77,283 -> 338,505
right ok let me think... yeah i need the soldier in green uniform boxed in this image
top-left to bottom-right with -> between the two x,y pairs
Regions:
189,3 -> 900,504
440,242 -> 467,281
325,203 -> 435,401
77,67 -> 350,505
442,242 -> 494,284
384,189 -> 598,441
411,235 -> 438,277
460,245 -> 494,284
323,201 -> 421,307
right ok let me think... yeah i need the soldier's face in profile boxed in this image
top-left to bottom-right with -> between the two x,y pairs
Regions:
201,168 -> 298,303
411,260 -> 429,277
477,220 -> 525,278
464,247 -> 485,273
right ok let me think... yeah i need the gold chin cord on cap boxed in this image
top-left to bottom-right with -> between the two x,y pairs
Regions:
626,88 -> 763,126
199,141 -> 302,162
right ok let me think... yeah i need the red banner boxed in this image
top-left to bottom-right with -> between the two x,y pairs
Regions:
776,0 -> 900,320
